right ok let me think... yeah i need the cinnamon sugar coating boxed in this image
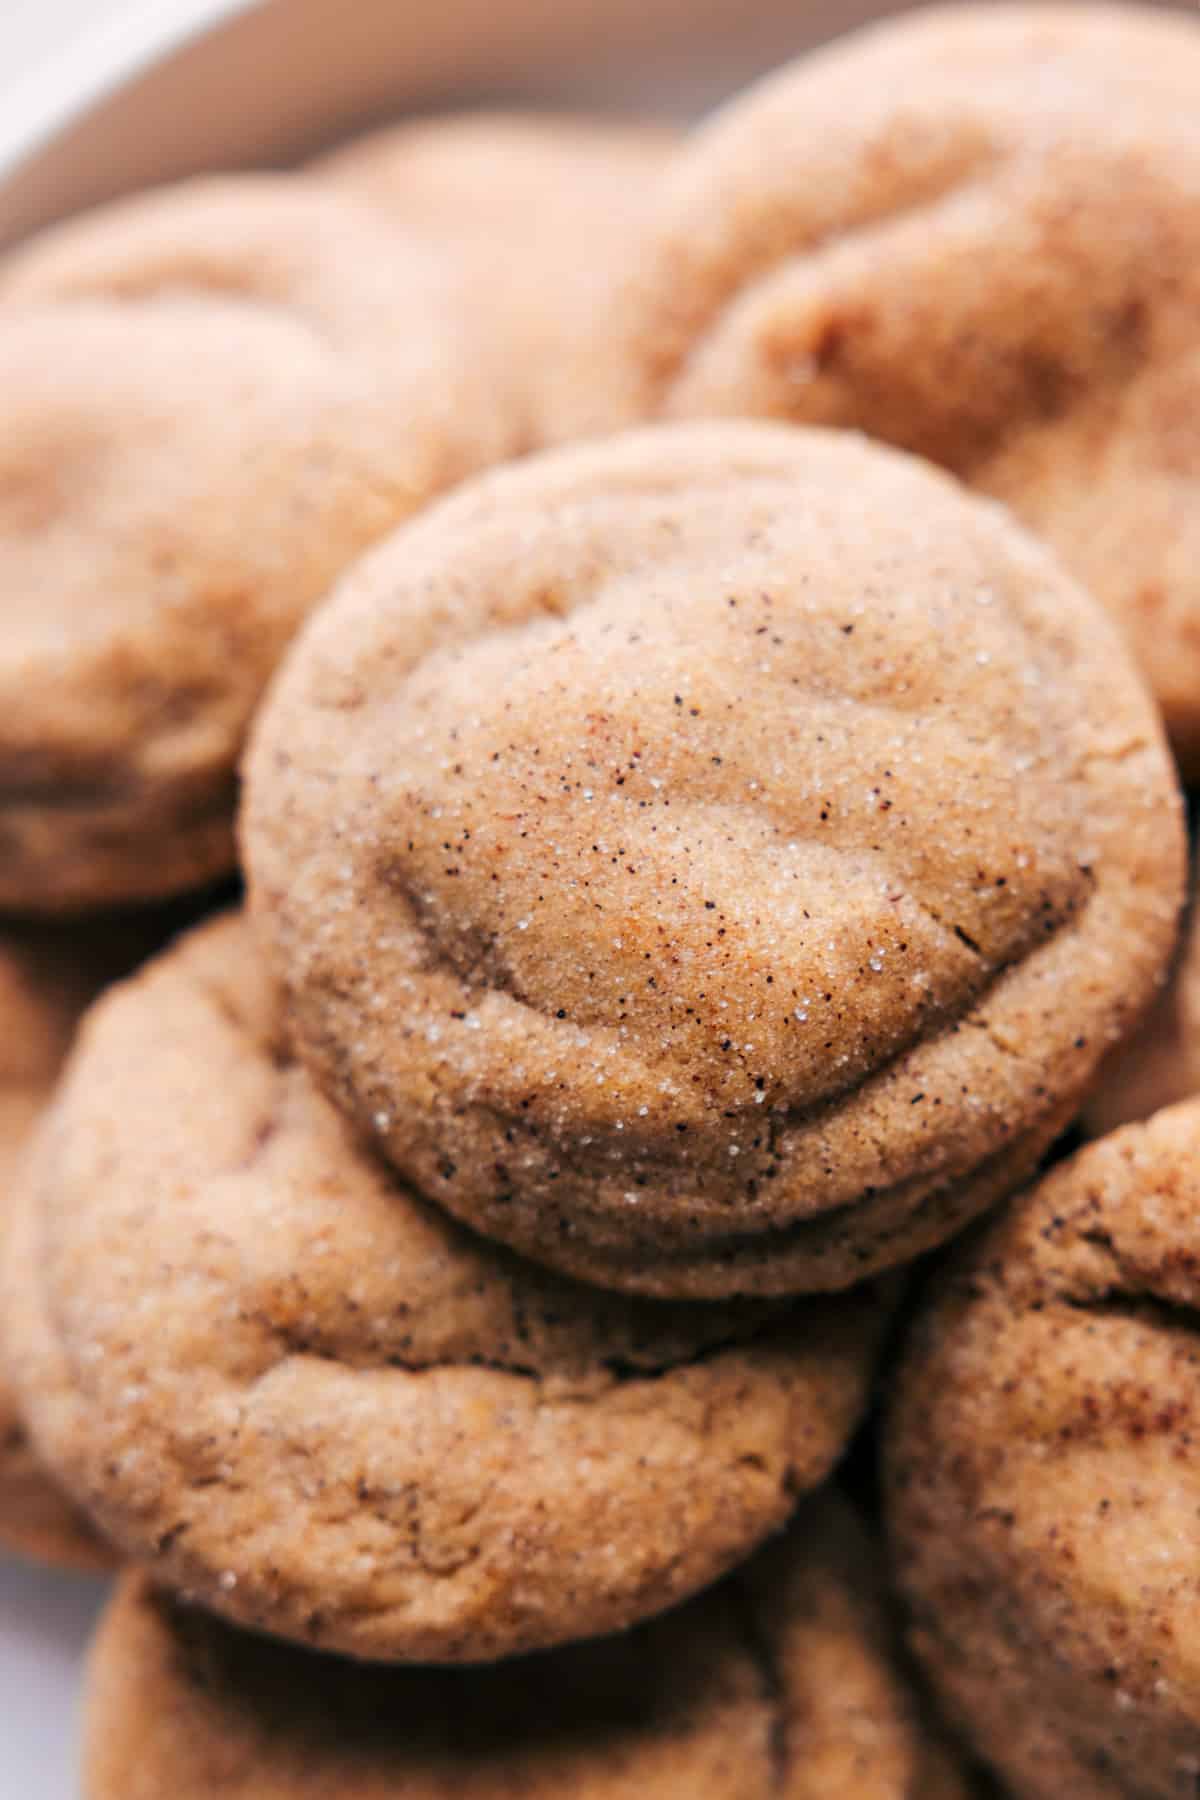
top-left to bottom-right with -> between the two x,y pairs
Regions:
3,914 -> 887,1662
0,176 -> 516,910
243,421 -> 1182,1297
888,1098 -> 1200,1798
82,1496 -> 974,1799
611,3 -> 1200,776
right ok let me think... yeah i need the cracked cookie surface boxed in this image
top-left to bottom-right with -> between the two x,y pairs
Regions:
611,3 -> 1200,777
3,913 -> 886,1661
886,1097 -> 1200,1799
243,420 -> 1182,1297
82,1495 -> 973,1799
0,175 -> 516,911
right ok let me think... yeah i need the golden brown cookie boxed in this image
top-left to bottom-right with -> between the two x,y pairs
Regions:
82,1495 -> 974,1800
0,175 -> 517,912
886,1097 -> 1200,1799
1084,885 -> 1200,1138
0,925 -> 131,1571
4,912 -> 887,1662
612,3 -> 1200,776
313,110 -> 678,446
242,420 -> 1183,1299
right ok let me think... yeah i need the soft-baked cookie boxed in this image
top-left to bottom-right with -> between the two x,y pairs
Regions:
886,1097 -> 1200,1800
0,924 -> 141,1570
242,421 -> 1183,1299
314,110 -> 678,446
82,1495 -> 974,1800
1084,885 -> 1200,1139
3,912 -> 887,1662
0,175 -> 516,912
611,3 -> 1200,776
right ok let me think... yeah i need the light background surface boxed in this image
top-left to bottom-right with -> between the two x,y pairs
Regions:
0,1561 -> 108,1795
5,4 -> 99,72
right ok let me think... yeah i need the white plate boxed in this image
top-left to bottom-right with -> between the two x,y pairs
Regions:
0,1557 -> 109,1795
0,0 -> 888,248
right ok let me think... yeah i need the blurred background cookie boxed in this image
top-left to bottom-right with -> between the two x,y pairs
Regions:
1084,870 -> 1200,1138
244,420 -> 1183,1298
3,914 -> 889,1662
611,2 -> 1200,778
887,1097 -> 1200,1799
82,1494 -> 976,1799
0,175 -> 519,913
314,110 -> 679,447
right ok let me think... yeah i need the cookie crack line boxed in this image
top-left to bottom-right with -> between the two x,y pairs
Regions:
384,854 -> 1091,1152
1057,1288 -> 1200,1341
1023,1217 -> 1200,1330
543,1121 -> 1059,1289
241,1306 -> 809,1395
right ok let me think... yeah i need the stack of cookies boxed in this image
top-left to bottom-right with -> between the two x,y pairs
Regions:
4,6 -> 1200,1796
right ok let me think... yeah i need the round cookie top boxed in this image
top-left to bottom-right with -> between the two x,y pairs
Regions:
313,109 -> 676,447
243,420 -> 1182,1298
0,175 -> 515,912
887,1097 -> 1200,1800
83,1496 -> 973,1800
3,913 -> 885,1662
612,3 -> 1200,776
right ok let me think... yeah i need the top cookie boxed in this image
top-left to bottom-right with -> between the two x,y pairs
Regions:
610,3 -> 1200,777
0,175 -> 516,912
313,110 -> 678,447
243,421 -> 1182,1298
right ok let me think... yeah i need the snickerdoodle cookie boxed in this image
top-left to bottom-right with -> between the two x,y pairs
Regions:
314,111 -> 678,445
3,913 -> 887,1661
887,1097 -> 1200,1800
243,421 -> 1182,1299
0,924 -> 141,1570
82,1496 -> 974,1800
611,3 -> 1200,775
0,175 -> 515,912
